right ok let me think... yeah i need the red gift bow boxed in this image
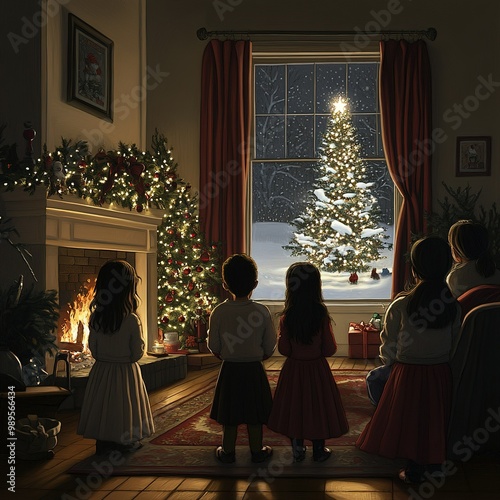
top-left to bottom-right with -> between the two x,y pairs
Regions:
349,321 -> 380,333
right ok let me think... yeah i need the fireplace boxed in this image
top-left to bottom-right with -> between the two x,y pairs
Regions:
0,190 -> 163,359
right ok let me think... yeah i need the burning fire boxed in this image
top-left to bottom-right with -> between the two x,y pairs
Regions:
60,279 -> 96,353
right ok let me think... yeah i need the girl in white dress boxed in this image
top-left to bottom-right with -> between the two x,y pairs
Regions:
77,260 -> 154,455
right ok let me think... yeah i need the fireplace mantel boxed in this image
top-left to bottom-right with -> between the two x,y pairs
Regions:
0,189 -> 164,347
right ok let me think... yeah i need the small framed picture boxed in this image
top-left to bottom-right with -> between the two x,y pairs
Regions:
67,13 -> 113,121
456,136 -> 491,177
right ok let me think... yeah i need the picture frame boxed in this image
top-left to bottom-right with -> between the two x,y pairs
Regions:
67,13 -> 113,121
456,136 -> 491,177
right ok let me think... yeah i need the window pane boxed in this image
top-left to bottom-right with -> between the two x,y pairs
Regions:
287,115 -> 314,158
255,65 -> 285,114
252,161 -> 318,222
315,115 -> 328,157
347,63 -> 379,113
255,116 -> 285,159
364,160 -> 394,225
352,114 -> 377,157
316,63 -> 346,113
287,64 -> 314,114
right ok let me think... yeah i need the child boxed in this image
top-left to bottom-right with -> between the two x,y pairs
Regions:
208,254 -> 276,464
77,260 -> 154,455
447,220 -> 500,298
356,237 -> 461,483
267,262 -> 349,463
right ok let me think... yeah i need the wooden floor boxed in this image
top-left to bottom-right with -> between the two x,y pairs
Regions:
5,357 -> 500,499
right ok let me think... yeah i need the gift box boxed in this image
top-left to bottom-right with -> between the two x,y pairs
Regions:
348,321 -> 381,359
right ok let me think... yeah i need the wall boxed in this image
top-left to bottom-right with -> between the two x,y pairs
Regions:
0,0 -> 145,155
146,0 -> 500,208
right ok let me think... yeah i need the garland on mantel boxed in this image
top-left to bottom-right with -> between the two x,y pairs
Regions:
0,129 -> 222,345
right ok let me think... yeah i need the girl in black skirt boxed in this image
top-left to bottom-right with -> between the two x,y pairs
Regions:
207,254 -> 277,463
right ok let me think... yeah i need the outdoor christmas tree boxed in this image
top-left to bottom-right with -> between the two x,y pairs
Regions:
284,97 -> 389,275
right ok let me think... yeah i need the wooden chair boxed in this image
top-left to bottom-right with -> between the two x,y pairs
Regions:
0,351 -> 71,422
447,302 -> 500,458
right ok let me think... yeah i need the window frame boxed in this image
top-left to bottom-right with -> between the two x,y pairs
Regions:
248,50 -> 399,303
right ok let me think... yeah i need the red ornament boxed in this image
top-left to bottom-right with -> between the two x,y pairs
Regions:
195,292 -> 201,298
165,293 -> 174,303
161,316 -> 169,324
184,212 -> 190,219
167,258 -> 173,264
200,251 -> 210,263
178,315 -> 185,323
195,266 -> 203,272
183,268 -> 191,275
188,281 -> 195,291
190,232 -> 197,238
169,242 -> 175,247
167,228 -> 175,235
210,266 -> 216,273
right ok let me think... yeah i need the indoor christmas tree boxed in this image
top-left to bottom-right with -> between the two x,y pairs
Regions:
284,97 -> 389,276
156,182 -> 221,345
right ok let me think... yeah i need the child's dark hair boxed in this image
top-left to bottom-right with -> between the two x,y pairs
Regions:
402,237 -> 456,329
448,220 -> 496,278
282,262 -> 329,344
89,260 -> 141,334
222,254 -> 258,298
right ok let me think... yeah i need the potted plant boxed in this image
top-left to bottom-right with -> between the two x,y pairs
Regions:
0,216 -> 59,389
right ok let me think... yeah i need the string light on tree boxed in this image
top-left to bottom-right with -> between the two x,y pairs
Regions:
284,96 -> 389,279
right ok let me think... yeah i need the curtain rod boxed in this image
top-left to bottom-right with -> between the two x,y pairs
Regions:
197,27 -> 437,41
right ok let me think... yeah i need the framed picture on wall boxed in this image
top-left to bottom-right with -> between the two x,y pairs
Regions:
456,136 -> 491,177
67,13 -> 113,121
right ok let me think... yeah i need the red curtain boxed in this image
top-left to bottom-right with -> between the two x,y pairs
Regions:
199,40 -> 252,261
380,39 -> 433,296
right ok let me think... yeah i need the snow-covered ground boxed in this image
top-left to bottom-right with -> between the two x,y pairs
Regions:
251,222 -> 393,300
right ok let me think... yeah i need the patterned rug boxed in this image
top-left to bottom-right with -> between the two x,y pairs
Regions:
151,373 -> 371,447
67,370 -> 404,477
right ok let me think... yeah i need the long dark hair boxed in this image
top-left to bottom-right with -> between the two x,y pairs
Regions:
89,260 -> 141,334
401,237 -> 456,329
448,220 -> 496,277
281,262 -> 329,344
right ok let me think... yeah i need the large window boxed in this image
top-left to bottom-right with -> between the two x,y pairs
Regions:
251,60 -> 394,300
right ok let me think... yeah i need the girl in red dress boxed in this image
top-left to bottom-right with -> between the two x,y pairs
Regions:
267,262 -> 349,462
356,237 -> 461,483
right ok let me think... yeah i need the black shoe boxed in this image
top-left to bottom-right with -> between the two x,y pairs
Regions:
215,446 -> 235,464
398,464 -> 425,484
313,447 -> 332,462
251,445 -> 273,463
95,440 -> 113,455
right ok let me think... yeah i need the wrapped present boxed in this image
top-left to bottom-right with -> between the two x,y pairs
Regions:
348,321 -> 381,359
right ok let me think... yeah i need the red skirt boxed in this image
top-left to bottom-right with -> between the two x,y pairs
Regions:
267,357 -> 349,440
356,362 -> 452,464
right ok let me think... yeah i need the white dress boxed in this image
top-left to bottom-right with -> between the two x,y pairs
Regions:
77,313 -> 154,443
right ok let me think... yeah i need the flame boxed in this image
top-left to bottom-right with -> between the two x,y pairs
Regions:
60,279 -> 95,353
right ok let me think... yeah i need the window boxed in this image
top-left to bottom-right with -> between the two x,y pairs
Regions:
251,60 -> 394,300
